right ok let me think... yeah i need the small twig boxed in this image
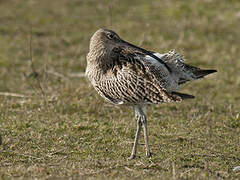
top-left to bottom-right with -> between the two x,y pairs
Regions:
108,1 -> 113,27
29,27 -> 37,76
68,72 -> 85,78
192,153 -> 240,161
48,148 -> 67,156
16,153 -> 42,160
233,166 -> 240,172
138,33 -> 146,47
180,168 -> 196,177
172,162 -> 176,180
79,164 -> 124,176
46,70 -> 69,81
0,92 -> 30,98
125,141 -> 162,148
1,150 -> 43,160
124,166 -> 134,171
28,27 -> 47,103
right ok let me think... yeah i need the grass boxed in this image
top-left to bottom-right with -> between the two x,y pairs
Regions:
0,0 -> 240,179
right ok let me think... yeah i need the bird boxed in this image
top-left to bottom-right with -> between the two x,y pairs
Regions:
85,28 -> 217,159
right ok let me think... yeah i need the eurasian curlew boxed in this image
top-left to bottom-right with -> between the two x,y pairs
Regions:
85,28 -> 217,159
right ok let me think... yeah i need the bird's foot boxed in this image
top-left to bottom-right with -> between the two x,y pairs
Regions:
146,151 -> 152,158
128,154 -> 136,160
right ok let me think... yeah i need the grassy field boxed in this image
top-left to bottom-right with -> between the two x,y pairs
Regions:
0,0 -> 240,179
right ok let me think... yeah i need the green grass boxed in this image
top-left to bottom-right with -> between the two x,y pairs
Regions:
0,0 -> 240,179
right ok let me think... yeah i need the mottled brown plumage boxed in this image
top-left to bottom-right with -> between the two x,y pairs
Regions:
85,28 -> 216,159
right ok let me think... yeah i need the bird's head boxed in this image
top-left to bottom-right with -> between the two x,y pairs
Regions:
89,28 -> 122,52
88,28 -> 171,72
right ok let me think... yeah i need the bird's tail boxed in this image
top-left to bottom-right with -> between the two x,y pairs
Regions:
178,69 -> 217,85
193,69 -> 217,79
157,50 -> 217,84
172,91 -> 195,100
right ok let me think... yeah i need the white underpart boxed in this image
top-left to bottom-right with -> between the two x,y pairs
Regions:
152,53 -> 164,58
117,101 -> 124,105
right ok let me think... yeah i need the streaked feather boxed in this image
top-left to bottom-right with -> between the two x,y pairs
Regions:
86,29 -> 217,106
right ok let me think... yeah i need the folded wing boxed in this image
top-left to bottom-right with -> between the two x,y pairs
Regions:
95,48 -> 188,105
144,50 -> 217,89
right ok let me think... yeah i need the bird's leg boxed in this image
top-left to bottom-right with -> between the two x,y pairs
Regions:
129,106 -> 151,159
128,110 -> 142,160
141,112 -> 152,158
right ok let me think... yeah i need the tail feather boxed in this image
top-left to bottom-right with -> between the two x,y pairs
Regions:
193,69 -> 217,79
179,69 -> 217,85
172,91 -> 195,100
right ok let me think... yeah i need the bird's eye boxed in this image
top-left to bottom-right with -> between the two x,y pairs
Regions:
107,33 -> 114,39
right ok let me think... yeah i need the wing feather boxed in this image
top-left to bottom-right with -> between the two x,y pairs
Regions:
95,47 -> 183,105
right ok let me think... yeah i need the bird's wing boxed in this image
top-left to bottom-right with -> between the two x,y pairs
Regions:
95,47 -> 190,105
145,50 -> 217,85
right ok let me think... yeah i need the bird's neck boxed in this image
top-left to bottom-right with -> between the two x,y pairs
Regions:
86,44 -> 113,82
88,42 -> 114,72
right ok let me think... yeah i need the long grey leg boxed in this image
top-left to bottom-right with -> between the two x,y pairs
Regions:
128,114 -> 142,160
128,105 -> 151,159
142,114 -> 152,158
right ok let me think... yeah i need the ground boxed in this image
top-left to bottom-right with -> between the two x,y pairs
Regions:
0,0 -> 240,179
